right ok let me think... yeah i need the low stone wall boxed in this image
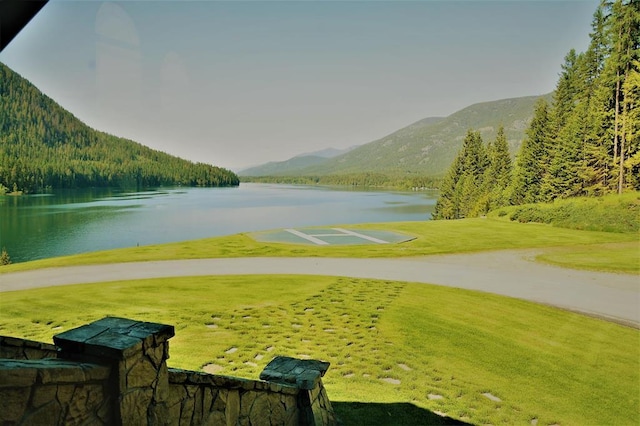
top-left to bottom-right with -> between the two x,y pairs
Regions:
167,357 -> 336,425
168,368 -> 300,425
0,335 -> 57,360
0,358 -> 112,424
0,317 -> 336,426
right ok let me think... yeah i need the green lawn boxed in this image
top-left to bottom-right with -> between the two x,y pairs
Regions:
2,218 -> 638,274
535,242 -> 640,273
1,275 -> 637,425
1,210 -> 638,424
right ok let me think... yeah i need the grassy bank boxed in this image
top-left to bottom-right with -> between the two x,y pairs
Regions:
490,191 -> 640,233
1,275 -> 637,425
535,242 -> 639,274
1,218 -> 638,274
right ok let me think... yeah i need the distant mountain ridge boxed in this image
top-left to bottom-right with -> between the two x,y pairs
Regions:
239,145 -> 359,176
295,146 -> 359,159
239,95 -> 551,178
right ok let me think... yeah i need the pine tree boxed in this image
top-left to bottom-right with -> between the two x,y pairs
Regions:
621,61 -> 640,189
0,247 -> 11,266
433,141 -> 466,220
458,131 -> 488,217
509,99 -> 551,204
542,51 -> 590,200
487,126 -> 512,209
606,0 -> 640,193
433,130 -> 487,219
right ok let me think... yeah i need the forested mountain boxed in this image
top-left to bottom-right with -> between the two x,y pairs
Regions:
0,63 -> 239,193
435,0 -> 639,219
242,96 -> 546,179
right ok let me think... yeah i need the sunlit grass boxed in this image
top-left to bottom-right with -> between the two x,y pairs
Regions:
490,191 -> 640,233
536,242 -> 639,274
1,275 -> 637,425
1,218 -> 637,273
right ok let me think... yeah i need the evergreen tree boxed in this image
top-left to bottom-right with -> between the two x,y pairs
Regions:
509,99 -> 551,204
433,141 -> 465,220
542,51 -> 589,200
606,0 -> 640,193
458,131 -> 488,217
621,61 -> 640,189
486,126 -> 512,209
0,248 -> 11,266
433,130 -> 487,219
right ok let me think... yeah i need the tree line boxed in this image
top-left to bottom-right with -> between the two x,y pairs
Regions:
241,173 -> 441,190
435,0 -> 639,219
0,63 -> 239,193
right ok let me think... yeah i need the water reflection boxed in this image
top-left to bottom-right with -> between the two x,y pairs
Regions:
0,184 -> 437,263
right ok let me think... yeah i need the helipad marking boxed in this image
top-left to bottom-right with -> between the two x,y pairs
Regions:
252,227 -> 416,246
332,228 -> 389,244
284,228 -> 329,245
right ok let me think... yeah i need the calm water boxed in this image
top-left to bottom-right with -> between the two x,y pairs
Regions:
0,183 -> 438,263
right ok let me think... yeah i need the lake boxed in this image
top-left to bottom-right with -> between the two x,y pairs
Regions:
0,183 -> 438,263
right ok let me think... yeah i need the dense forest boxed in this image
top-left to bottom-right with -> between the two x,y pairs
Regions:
435,0 -> 639,219
0,63 -> 239,194
241,173 -> 440,190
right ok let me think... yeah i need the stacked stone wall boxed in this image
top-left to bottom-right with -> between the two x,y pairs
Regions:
0,317 -> 336,426
0,358 -> 112,424
168,369 -> 300,425
0,335 -> 57,360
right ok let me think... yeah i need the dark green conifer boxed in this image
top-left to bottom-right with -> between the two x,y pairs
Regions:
509,99 -> 551,204
433,130 -> 487,219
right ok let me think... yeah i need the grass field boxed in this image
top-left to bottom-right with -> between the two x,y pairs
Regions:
1,275 -> 638,425
2,218 -> 638,274
535,242 -> 640,273
1,194 -> 638,424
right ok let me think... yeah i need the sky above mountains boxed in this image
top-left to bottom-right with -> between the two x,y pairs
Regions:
1,0 -> 598,170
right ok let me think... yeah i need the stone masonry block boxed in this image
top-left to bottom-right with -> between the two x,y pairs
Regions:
21,400 -> 64,426
239,390 -> 256,418
54,317 -> 174,361
126,356 -> 157,389
145,343 -> 166,369
120,387 -> 153,425
0,387 -> 31,422
268,391 -> 286,422
0,361 -> 38,387
39,362 -> 87,384
248,393 -> 270,425
56,384 -> 77,406
80,363 -> 111,382
224,390 -> 240,426
1,335 -> 29,347
260,356 -> 330,390
32,385 -> 58,408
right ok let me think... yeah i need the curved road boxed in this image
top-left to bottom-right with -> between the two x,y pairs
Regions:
1,250 -> 638,327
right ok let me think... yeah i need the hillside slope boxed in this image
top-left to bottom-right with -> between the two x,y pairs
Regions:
247,95 -> 550,177
0,63 -> 238,192
239,145 -> 360,176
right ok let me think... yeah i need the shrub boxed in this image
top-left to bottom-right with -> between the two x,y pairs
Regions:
1,247 -> 11,266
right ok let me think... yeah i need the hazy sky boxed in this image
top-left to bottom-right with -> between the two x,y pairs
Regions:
1,0 -> 598,170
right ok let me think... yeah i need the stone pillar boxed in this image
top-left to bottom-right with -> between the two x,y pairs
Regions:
54,316 -> 175,426
260,356 -> 337,426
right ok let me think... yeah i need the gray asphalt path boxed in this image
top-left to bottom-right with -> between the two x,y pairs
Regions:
1,250 -> 638,327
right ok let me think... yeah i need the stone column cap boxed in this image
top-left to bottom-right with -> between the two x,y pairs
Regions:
53,316 -> 175,360
260,356 -> 330,390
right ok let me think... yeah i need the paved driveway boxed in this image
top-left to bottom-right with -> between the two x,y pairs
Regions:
1,250 -> 638,327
